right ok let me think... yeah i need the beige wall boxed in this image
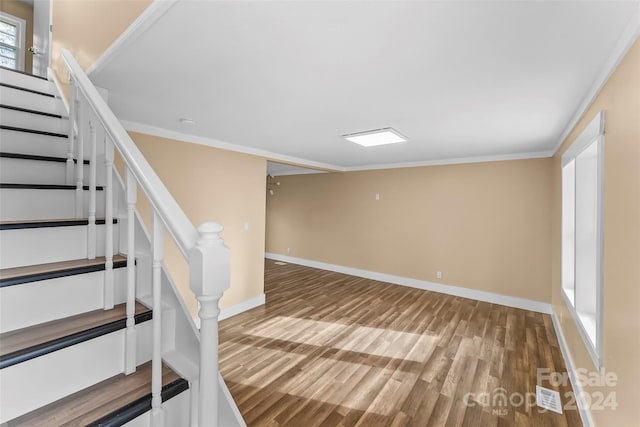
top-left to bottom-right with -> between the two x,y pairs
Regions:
116,132 -> 267,315
51,0 -> 151,78
1,0 -> 33,73
266,158 -> 553,303
551,39 -> 640,426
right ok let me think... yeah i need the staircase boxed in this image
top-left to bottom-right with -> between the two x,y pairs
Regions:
0,64 -> 242,426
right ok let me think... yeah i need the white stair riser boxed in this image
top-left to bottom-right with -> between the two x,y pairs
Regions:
0,188 -> 106,221
0,268 -> 128,333
0,129 -> 68,158
0,321 -> 153,423
0,86 -> 65,116
0,223 -> 120,269
0,69 -> 57,95
0,157 -> 104,186
123,390 -> 190,427
0,109 -> 69,135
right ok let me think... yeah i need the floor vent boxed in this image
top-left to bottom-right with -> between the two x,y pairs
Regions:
536,385 -> 563,414
274,261 -> 287,266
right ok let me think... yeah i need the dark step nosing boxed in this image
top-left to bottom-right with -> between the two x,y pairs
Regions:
0,82 -> 55,98
0,259 -> 128,288
0,183 -> 104,191
0,125 -> 67,139
0,104 -> 64,119
0,152 -> 89,164
0,66 -> 49,81
0,218 -> 118,230
85,378 -> 189,427
0,310 -> 153,369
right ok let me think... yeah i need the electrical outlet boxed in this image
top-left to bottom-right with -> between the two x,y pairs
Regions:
243,221 -> 249,231
436,271 -> 442,279
286,247 -> 291,255
375,193 -> 380,200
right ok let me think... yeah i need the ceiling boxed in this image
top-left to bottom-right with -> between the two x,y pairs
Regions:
91,1 -> 639,172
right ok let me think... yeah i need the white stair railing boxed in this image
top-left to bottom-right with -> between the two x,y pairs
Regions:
61,48 -> 230,427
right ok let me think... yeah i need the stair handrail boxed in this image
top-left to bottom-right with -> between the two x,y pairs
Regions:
60,48 -> 229,427
60,49 -> 196,256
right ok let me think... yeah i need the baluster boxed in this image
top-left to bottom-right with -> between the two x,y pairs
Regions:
103,136 -> 114,310
66,79 -> 76,184
87,118 -> 97,259
189,222 -> 230,427
75,97 -> 85,218
125,168 -> 137,375
151,212 -> 164,426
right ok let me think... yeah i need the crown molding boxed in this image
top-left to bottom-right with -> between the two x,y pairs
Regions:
122,120 -> 555,173
345,150 -> 553,172
551,3 -> 640,156
120,120 -> 342,172
87,0 -> 178,77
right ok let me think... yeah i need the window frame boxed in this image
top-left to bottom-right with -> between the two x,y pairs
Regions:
0,11 -> 26,71
561,110 -> 605,370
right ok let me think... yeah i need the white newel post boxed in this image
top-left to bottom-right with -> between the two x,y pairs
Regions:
66,79 -> 76,184
125,168 -> 137,375
151,212 -> 164,426
103,136 -> 114,310
87,119 -> 97,259
189,222 -> 230,427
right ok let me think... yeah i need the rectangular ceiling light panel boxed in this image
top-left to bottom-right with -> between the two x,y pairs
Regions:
343,127 -> 407,147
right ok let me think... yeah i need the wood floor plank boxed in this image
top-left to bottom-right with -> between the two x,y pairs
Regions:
219,260 -> 583,426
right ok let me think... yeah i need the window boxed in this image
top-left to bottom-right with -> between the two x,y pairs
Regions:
561,110 -> 604,369
0,12 -> 26,71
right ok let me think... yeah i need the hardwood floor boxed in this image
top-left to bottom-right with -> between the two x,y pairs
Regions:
219,260 -> 582,427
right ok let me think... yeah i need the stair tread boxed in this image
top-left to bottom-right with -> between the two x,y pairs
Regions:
0,104 -> 64,118
0,125 -> 67,138
0,82 -> 55,98
0,217 -> 117,230
0,152 -> 88,164
4,361 -> 187,427
0,301 -> 150,362
0,255 -> 127,283
0,66 -> 49,81
0,183 -> 104,190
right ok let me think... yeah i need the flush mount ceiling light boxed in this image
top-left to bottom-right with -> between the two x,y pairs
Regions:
179,118 -> 196,125
342,127 -> 407,147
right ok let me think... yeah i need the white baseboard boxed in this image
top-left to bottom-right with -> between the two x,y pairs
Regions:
265,252 -> 552,314
193,293 -> 266,327
219,293 -> 266,321
551,309 -> 595,427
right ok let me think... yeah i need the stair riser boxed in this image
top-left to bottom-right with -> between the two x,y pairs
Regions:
0,69 -> 57,95
123,389 -> 190,427
0,224 -> 120,269
0,86 -> 65,116
0,188 -> 108,221
0,268 -> 128,333
1,108 -> 69,135
0,157 -> 103,186
0,129 -> 68,158
0,321 -> 153,423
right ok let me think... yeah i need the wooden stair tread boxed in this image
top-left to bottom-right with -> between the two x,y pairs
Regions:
0,302 -> 150,366
0,104 -> 63,118
0,217 -> 117,230
0,255 -> 127,285
0,152 -> 89,164
4,361 -> 188,426
0,183 -> 104,190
